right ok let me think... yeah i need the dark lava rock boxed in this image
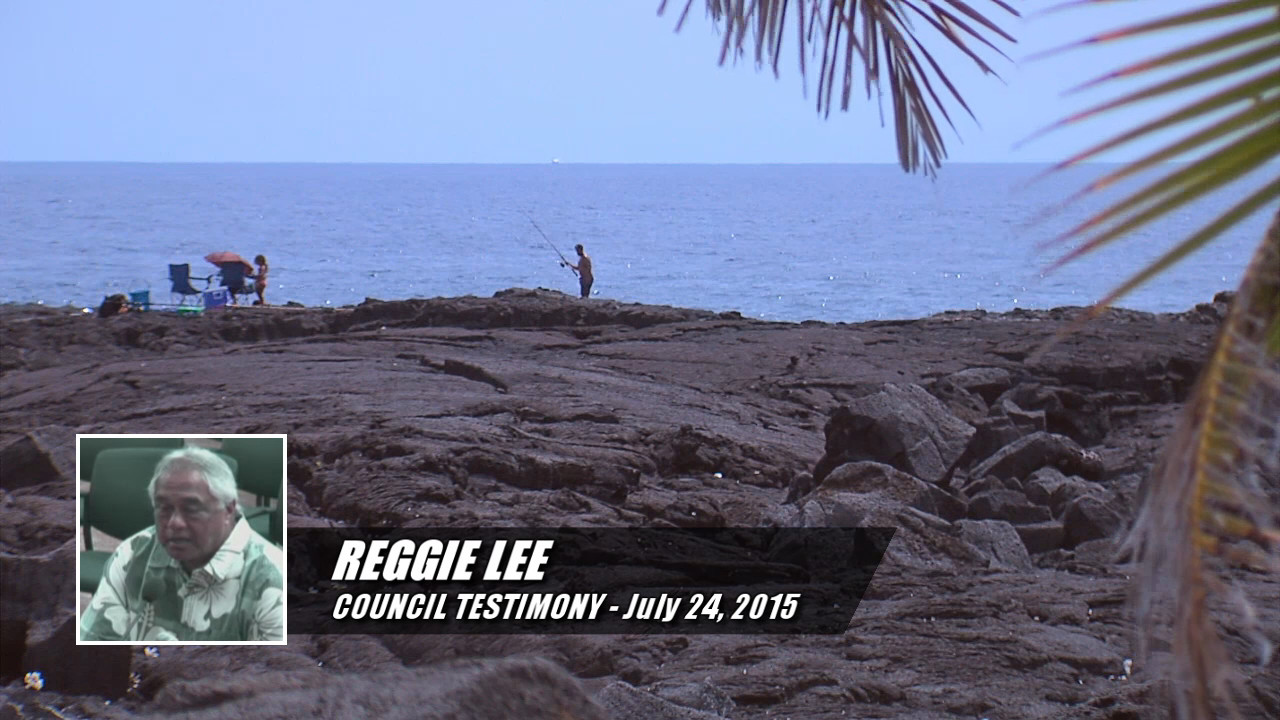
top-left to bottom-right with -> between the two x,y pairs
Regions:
0,541 -> 75,621
651,679 -> 737,717
920,484 -> 967,522
4,294 -> 1270,719
963,474 -> 1020,497
597,681 -> 726,719
995,398 -> 1048,433
798,462 -> 946,531
1025,467 -> 1106,518
955,519 -> 1033,571
967,488 -> 1052,525
145,656 -> 609,720
819,461 -> 935,507
971,432 -> 1105,484
950,401 -> 1045,480
813,384 -> 974,484
1,542 -> 130,697
1062,495 -> 1127,549
0,618 -> 26,687
943,367 -> 1015,404
1015,521 -> 1066,555
926,375 -> 988,425
962,416 -> 1026,472
784,471 -> 816,504
0,433 -> 64,491
0,491 -> 75,554
647,426 -> 751,480
996,384 -> 1111,447
21,614 -> 132,699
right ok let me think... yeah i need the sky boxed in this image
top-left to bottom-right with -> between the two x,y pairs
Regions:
0,1 -> 1262,164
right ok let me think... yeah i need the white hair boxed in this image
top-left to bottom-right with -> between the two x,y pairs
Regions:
148,446 -> 238,506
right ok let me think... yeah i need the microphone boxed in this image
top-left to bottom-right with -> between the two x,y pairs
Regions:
129,573 -> 164,639
142,575 -> 164,603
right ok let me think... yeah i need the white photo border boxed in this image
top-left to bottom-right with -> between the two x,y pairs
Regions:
75,433 -> 288,646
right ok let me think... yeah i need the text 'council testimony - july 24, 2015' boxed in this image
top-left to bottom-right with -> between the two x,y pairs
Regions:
288,529 -> 894,635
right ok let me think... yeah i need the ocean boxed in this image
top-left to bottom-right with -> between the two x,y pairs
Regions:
1,163 -> 1268,323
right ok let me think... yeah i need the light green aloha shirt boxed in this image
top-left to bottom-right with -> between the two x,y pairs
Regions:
80,517 -> 284,641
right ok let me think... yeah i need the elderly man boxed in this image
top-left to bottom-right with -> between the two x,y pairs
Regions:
80,447 -> 284,642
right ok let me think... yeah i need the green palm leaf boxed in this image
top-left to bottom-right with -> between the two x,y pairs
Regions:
1031,9 -> 1279,712
664,2 -> 1280,717
1122,214 -> 1280,720
658,0 -> 1020,175
1029,1 -> 1279,313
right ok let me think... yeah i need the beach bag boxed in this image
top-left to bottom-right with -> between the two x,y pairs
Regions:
97,294 -> 128,318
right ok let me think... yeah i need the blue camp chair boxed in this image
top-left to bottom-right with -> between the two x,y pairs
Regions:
218,264 -> 256,304
169,264 -> 211,307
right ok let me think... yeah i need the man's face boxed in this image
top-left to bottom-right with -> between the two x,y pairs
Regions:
153,470 -> 236,571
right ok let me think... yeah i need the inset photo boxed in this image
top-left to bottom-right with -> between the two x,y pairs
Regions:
76,434 -> 287,645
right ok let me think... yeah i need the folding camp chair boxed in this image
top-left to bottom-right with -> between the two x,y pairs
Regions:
218,264 -> 257,304
170,264 -> 212,307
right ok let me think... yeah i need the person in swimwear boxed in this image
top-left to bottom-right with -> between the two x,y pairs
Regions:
564,244 -> 592,298
253,254 -> 269,306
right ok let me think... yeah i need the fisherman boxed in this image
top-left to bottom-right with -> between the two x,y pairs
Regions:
563,244 -> 593,299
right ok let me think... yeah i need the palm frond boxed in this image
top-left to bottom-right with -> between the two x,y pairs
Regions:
1026,6 -> 1280,717
1122,212 -> 1280,720
659,0 -> 1019,176
1031,0 -> 1280,317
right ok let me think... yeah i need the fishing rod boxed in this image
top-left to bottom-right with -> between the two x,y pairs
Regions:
523,212 -> 577,275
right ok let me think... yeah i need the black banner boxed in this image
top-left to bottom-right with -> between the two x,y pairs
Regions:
287,527 -> 893,635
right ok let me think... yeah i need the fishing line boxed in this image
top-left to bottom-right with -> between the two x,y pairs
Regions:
522,211 -> 577,276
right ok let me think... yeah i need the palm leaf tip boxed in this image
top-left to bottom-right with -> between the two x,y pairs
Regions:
1027,0 -> 1279,330
661,0 -> 1018,175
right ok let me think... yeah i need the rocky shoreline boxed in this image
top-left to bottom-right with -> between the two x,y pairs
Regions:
2,288 -> 1276,719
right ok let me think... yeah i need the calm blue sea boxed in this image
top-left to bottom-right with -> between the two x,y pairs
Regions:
1,163 -> 1269,323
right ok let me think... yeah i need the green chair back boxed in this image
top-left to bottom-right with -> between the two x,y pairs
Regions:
84,448 -> 171,543
270,506 -> 283,546
80,551 -> 111,594
78,437 -> 184,480
217,437 -> 285,501
248,505 -> 283,546
81,447 -> 172,595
